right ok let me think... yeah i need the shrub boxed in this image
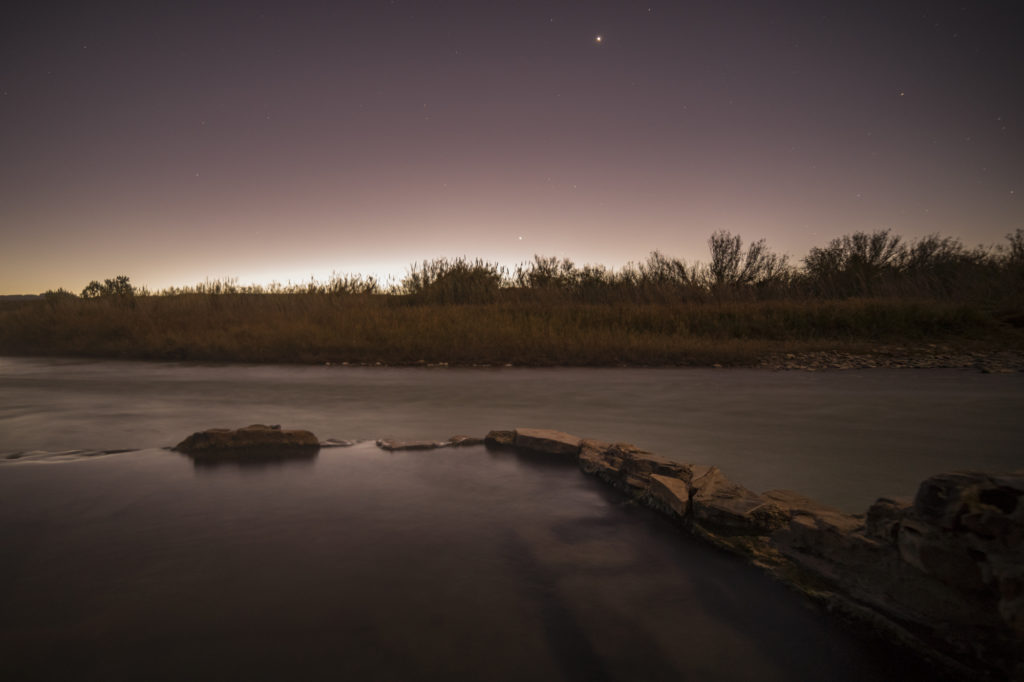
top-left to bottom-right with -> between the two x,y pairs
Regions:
401,257 -> 505,304
803,230 -> 904,296
705,231 -> 789,292
81,275 -> 135,299
42,288 -> 77,302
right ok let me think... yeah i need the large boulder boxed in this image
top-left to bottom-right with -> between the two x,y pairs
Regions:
175,424 -> 320,454
770,471 -> 1024,679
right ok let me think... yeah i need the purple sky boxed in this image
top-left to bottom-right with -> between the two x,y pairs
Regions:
2,1 -> 1022,294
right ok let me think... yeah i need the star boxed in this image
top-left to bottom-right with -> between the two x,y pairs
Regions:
595,35 -> 603,44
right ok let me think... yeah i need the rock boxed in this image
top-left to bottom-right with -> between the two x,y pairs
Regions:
579,440 -> 692,496
620,447 -> 690,487
647,474 -> 690,518
689,466 -> 788,536
175,424 -> 319,453
896,517 -> 986,591
865,496 -> 912,544
484,430 -> 515,447
501,424 -> 1024,679
513,428 -> 582,456
376,439 -> 448,451
912,471 -> 989,529
577,439 -> 617,477
763,490 -> 862,537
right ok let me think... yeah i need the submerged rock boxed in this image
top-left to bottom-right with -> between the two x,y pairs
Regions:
376,439 -> 449,451
448,435 -> 484,447
376,435 -> 486,451
320,438 -> 358,448
175,424 -> 320,454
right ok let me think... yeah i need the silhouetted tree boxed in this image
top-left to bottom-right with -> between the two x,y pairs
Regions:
706,231 -> 788,290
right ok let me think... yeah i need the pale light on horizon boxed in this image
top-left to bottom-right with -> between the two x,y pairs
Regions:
1,2 -> 1020,295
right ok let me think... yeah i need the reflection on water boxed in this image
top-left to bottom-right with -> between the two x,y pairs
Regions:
185,446 -> 321,471
0,444 -> 936,682
1,357 -> 1022,510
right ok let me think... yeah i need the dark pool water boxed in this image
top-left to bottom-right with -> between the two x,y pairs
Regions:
0,357 -> 1017,680
0,443 -> 937,682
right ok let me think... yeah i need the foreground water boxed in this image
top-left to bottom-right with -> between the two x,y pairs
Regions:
2,357 -> 1022,510
2,442 -> 940,682
3,358 -> 1019,680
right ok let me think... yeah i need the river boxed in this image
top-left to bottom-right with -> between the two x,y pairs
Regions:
1,357 -> 1020,680
2,357 -> 1022,511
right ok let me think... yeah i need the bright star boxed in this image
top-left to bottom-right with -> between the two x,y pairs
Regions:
595,35 -> 603,44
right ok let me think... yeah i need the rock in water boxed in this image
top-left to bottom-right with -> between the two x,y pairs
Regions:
569,433 -> 1024,680
175,424 -> 320,454
484,430 -> 516,447
512,428 -> 582,455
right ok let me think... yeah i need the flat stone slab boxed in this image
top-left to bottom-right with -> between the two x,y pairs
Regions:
175,424 -> 319,454
513,428 -> 582,456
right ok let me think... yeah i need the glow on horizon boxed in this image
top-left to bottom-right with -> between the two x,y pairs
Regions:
1,3 -> 1020,294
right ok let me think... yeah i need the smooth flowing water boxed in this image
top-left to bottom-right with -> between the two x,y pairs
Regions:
2,357 -> 1022,510
1,357 -> 1021,681
3,443 -> 934,682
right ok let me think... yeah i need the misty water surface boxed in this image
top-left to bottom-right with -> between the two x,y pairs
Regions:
1,357 -> 1014,680
1,441 -> 943,682
2,357 -> 1022,511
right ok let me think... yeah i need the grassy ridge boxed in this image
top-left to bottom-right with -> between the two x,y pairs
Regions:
0,294 -> 1015,366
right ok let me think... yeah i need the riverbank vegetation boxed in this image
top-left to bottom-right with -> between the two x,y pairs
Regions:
2,230 -> 1022,366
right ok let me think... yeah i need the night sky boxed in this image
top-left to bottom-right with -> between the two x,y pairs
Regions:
2,1 -> 1022,294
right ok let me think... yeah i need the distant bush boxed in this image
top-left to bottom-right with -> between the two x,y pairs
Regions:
42,288 -> 77,302
1006,228 -> 1024,269
4,228 -> 1023,366
81,275 -> 135,300
401,257 -> 505,304
802,230 -> 904,297
55,229 -> 1024,308
705,231 -> 790,294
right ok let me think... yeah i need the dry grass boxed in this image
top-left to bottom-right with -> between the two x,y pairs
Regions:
1,294 -> 1016,366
